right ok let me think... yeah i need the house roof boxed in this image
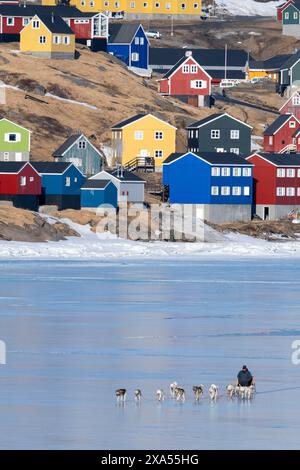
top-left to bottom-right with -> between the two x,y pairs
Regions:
31,162 -> 73,174
108,23 -> 145,44
32,14 -> 74,35
163,151 -> 252,166
282,0 -> 300,11
263,114 -> 297,135
186,112 -> 253,130
81,179 -> 111,189
0,4 -> 96,18
279,90 -> 300,111
248,152 -> 300,166
280,50 -> 300,71
249,54 -> 292,71
161,54 -> 211,80
111,113 -> 176,130
0,162 -> 30,173
108,169 -> 145,182
149,48 -> 251,68
52,134 -> 81,157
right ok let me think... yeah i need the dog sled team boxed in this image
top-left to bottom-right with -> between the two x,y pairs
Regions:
116,365 -> 256,403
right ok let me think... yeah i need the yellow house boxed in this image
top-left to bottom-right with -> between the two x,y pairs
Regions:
112,114 -> 177,170
20,14 -> 75,59
43,0 -> 202,16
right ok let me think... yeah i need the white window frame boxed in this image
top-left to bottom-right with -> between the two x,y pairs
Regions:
276,187 -> 285,196
53,35 -> 61,44
182,64 -> 189,74
285,12 -> 289,19
65,177 -> 71,187
287,187 -> 295,196
63,36 -> 70,45
277,168 -> 286,178
130,1 -> 135,7
190,64 -> 197,74
211,167 -> 220,177
134,130 -> 143,140
131,52 -> 139,62
181,3 -> 186,9
233,167 -> 241,177
155,150 -> 163,158
20,176 -> 26,187
32,20 -> 40,29
211,129 -> 220,139
39,36 -> 46,44
230,148 -> 240,155
211,186 -> 219,196
244,186 -> 250,196
221,167 -> 230,177
287,168 -> 295,177
232,186 -> 241,196
289,120 -> 296,128
135,37 -> 139,45
165,2 -> 171,9
7,17 -> 14,26
78,140 -> 86,149
294,11 -> 298,19
243,168 -> 251,177
5,133 -> 20,143
221,186 -> 230,196
298,169 -> 300,177
292,96 -> 300,106
230,129 -> 240,139
3,152 -> 9,162
22,18 -> 30,26
140,37 -> 144,45
155,131 -> 163,140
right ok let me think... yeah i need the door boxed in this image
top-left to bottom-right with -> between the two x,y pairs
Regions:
139,149 -> 149,156
15,153 -> 22,161
264,207 -> 269,220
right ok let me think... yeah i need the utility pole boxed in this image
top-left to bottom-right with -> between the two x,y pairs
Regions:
224,43 -> 227,81
171,15 -> 174,37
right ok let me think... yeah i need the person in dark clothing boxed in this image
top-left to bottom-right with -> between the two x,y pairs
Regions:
222,88 -> 226,97
236,365 -> 254,387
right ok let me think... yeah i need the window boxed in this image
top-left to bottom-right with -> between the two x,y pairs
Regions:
211,167 -> 220,176
221,167 -> 230,177
63,36 -> 70,45
287,169 -> 295,177
104,1 -> 109,5
194,3 -> 198,8
130,1 -> 135,7
32,20 -> 40,29
230,148 -> 240,155
65,177 -> 71,187
276,187 -> 285,196
211,130 -> 220,139
294,12 -> 298,19
115,1 -> 120,6
182,65 -> 189,73
74,177 -> 78,183
298,169 -> 300,177
243,168 -> 252,177
140,37 -> 144,45
155,150 -> 163,158
211,186 -> 219,196
78,140 -> 86,149
155,2 -> 160,6
289,120 -> 296,128
90,0 -> 95,5
39,36 -> 46,44
135,37 -> 140,45
298,187 -> 300,196
5,133 -> 20,142
81,1 -> 86,5
121,191 -> 129,196
285,12 -> 289,19
269,136 -> 273,145
7,17 -> 14,26
232,187 -> 241,196
233,168 -> 241,177
221,186 -> 230,196
143,2 -> 148,7
155,131 -> 163,140
53,36 -> 61,44
134,130 -> 143,140
181,3 -> 186,9
3,152 -> 9,162
131,52 -> 139,62
292,96 -> 300,106
191,80 -> 206,88
29,177 -> 34,182
23,18 -> 30,26
190,64 -> 197,73
165,2 -> 171,8
287,187 -> 295,196
244,186 -> 250,196
20,176 -> 26,186
277,168 -> 286,177
230,130 -> 240,139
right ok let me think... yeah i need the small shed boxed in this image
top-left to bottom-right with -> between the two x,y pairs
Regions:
90,168 -> 145,203
80,179 -> 117,208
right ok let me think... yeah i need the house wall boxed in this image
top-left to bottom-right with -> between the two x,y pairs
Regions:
91,171 -> 145,202
188,115 -> 252,155
68,0 -> 202,15
129,25 -> 148,69
55,137 -> 102,176
282,23 -> 300,38
162,57 -> 211,96
282,4 -> 300,24
40,166 -> 85,195
203,204 -> 252,223
263,117 -> 299,152
280,100 -> 300,119
247,155 -> 276,205
112,115 -> 176,169
0,166 -> 40,195
256,204 -> 300,220
80,182 -> 118,208
68,18 -> 91,39
0,119 -> 30,159
107,44 -> 129,65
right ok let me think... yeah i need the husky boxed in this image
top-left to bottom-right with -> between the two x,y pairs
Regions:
134,389 -> 142,401
209,384 -> 219,400
156,389 -> 165,401
115,388 -> 127,402
193,385 -> 204,401
174,387 -> 186,401
226,384 -> 235,399
170,381 -> 178,398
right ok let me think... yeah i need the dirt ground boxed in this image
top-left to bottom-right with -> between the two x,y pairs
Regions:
209,219 -> 300,240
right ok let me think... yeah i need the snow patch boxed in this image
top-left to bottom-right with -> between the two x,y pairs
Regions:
216,0 -> 281,17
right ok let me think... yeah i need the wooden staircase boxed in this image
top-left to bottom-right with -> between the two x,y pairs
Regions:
124,156 -> 155,172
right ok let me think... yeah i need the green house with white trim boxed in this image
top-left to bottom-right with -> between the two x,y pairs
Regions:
277,50 -> 300,96
0,117 -> 31,162
282,2 -> 300,38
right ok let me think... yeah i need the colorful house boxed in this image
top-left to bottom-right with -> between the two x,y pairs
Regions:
150,48 -> 250,84
80,179 -> 118,208
31,162 -> 86,210
187,113 -> 252,156
52,133 -> 103,177
0,117 -> 31,162
90,167 -> 145,203
111,113 -> 177,171
263,114 -> 300,153
246,152 -> 300,220
0,162 -> 41,210
277,0 -> 295,21
281,0 -> 300,38
107,23 -> 149,70
20,14 -> 75,59
277,50 -> 300,96
163,151 -> 253,223
158,51 -> 212,108
279,90 -> 300,119
248,54 -> 291,82
0,5 -> 108,50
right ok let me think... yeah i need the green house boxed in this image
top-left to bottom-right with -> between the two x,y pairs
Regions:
0,118 -> 31,162
282,3 -> 300,38
278,50 -> 300,96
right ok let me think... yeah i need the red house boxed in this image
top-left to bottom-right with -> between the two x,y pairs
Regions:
158,52 -> 212,108
276,0 -> 295,21
279,91 -> 300,119
0,5 -> 108,50
263,113 -> 300,153
246,152 -> 300,220
0,162 -> 41,210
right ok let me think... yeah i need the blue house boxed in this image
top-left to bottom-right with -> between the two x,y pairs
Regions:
107,23 -> 149,70
80,179 -> 117,209
163,151 -> 253,223
31,162 -> 86,210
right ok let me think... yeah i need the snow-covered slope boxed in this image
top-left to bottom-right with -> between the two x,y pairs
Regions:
216,0 -> 282,16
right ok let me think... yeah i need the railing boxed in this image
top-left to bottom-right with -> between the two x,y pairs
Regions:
124,156 -> 155,172
279,144 -> 297,154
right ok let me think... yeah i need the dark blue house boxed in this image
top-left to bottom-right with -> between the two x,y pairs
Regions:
80,179 -> 117,208
107,23 -> 149,70
163,151 -> 253,223
31,162 -> 86,210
